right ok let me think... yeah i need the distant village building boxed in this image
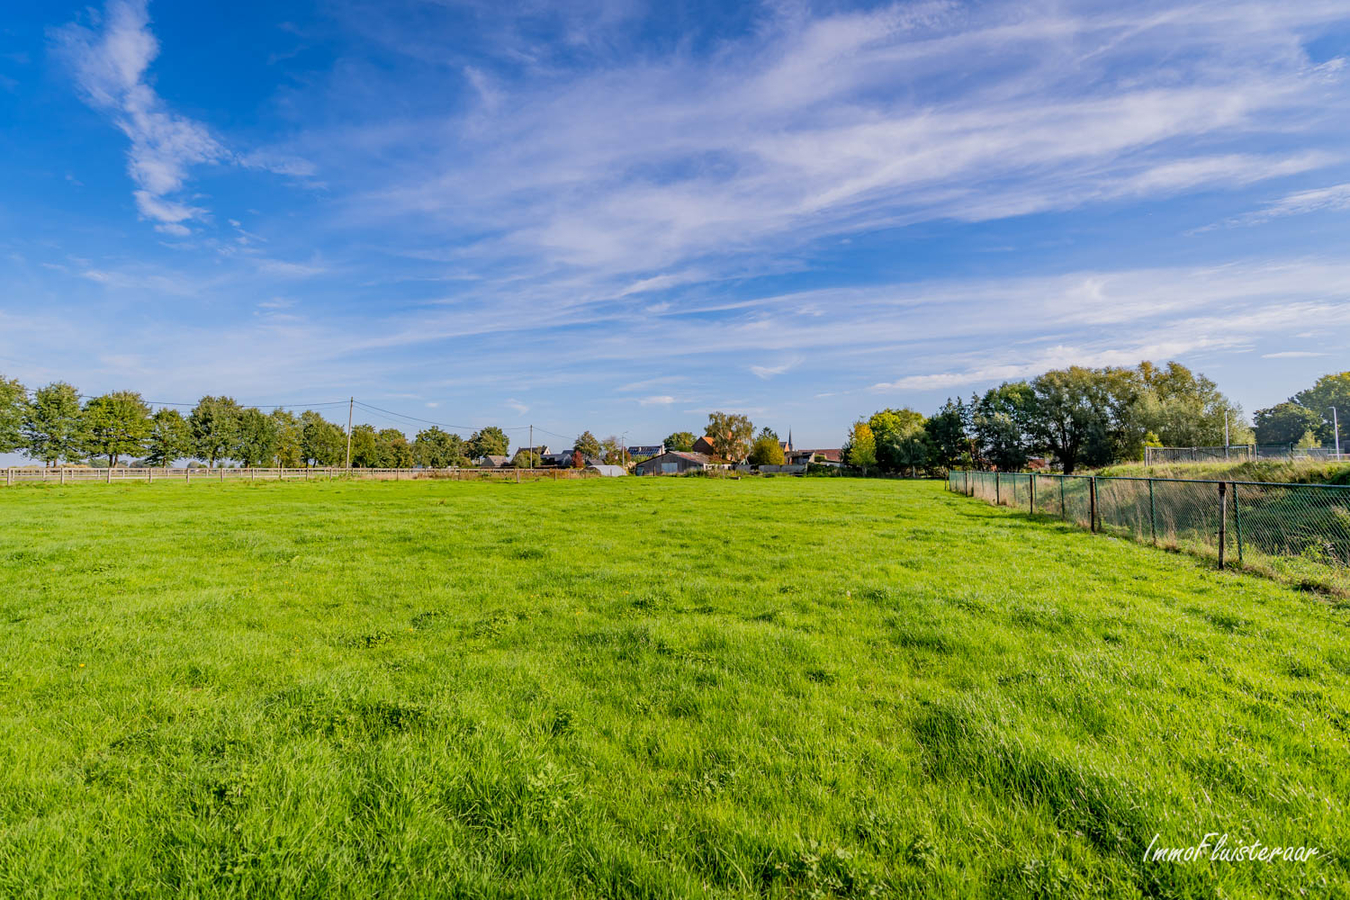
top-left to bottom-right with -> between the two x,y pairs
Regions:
585,464 -> 627,477
634,451 -> 711,476
478,455 -> 511,468
690,436 -> 716,456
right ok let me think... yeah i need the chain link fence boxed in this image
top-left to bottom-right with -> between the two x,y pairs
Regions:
948,470 -> 1350,594
1144,444 -> 1347,464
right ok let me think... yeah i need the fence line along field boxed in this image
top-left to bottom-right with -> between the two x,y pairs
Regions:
2,466 -> 600,486
2,478 -> 1347,898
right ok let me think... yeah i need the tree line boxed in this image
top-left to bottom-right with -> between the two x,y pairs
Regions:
840,361 -> 1315,475
0,380 -> 517,469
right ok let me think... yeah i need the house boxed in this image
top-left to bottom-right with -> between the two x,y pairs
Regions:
540,451 -> 577,468
634,451 -> 711,475
585,464 -> 627,477
690,435 -> 716,456
478,455 -> 511,468
788,448 -> 843,467
517,445 -> 550,457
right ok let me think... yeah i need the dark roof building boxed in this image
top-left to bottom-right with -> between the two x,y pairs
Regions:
634,451 -> 711,476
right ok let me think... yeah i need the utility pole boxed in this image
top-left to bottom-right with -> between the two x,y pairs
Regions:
1333,407 -> 1342,460
1224,411 -> 1230,461
529,425 -> 533,469
345,397 -> 353,469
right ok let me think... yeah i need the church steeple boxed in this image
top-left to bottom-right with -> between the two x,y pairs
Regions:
787,428 -> 793,452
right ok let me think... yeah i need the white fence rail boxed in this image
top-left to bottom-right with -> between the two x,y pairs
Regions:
2,467 -> 600,486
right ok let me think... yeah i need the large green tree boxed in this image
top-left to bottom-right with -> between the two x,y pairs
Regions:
1292,371 -> 1350,445
143,408 -> 192,466
23,382 -> 84,466
1026,367 -> 1123,474
0,376 -> 26,454
270,409 -> 304,467
469,426 -> 509,459
867,408 -> 928,474
348,424 -> 380,467
189,396 -> 241,468
971,383 -> 1035,472
748,435 -> 785,465
662,431 -> 695,452
1253,402 -> 1323,446
1133,361 -> 1249,449
301,411 -> 345,466
377,428 -> 414,468
233,408 -> 279,467
82,391 -> 152,467
413,427 -> 466,468
705,412 -> 754,462
925,398 -> 971,471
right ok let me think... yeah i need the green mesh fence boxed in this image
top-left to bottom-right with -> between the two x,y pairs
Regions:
947,470 -> 1350,593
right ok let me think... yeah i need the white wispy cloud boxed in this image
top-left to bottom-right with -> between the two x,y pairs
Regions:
53,0 -> 315,235
54,0 -> 225,232
1226,182 -> 1350,227
335,0 -> 1348,288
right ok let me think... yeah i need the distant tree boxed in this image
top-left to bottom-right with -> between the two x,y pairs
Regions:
1026,368 -> 1117,474
867,408 -> 928,474
413,426 -> 466,467
971,383 -> 1034,472
843,421 -> 876,473
600,435 -> 625,465
300,411 -> 345,466
348,424 -> 379,467
270,409 -> 304,467
81,391 -> 152,467
1292,371 -> 1350,445
23,382 -> 84,466
573,430 -> 602,460
0,376 -> 25,454
233,408 -> 279,467
377,428 -> 414,468
926,398 -> 971,471
1133,361 -> 1249,450
662,431 -> 695,452
757,426 -> 779,443
571,448 -> 585,469
143,408 -> 192,466
1253,401 -> 1323,446
748,435 -> 785,465
513,448 -> 542,468
189,396 -> 242,468
705,412 -> 754,462
469,426 -> 509,459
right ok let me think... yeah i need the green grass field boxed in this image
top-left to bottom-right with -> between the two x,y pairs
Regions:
2,478 -> 1347,898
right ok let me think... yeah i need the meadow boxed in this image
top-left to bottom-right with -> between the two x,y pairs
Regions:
0,477 -> 1347,898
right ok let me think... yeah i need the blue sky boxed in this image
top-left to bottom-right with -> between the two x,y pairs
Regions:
2,0 -> 1349,451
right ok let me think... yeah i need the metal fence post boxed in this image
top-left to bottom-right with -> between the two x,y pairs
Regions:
1029,474 -> 1035,514
1217,481 -> 1228,569
995,472 -> 1000,505
1059,476 -> 1065,519
1089,476 -> 1097,532
1232,482 -> 1243,564
1149,479 -> 1157,545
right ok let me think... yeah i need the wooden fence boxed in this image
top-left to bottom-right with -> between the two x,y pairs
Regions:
2,467 -> 602,486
